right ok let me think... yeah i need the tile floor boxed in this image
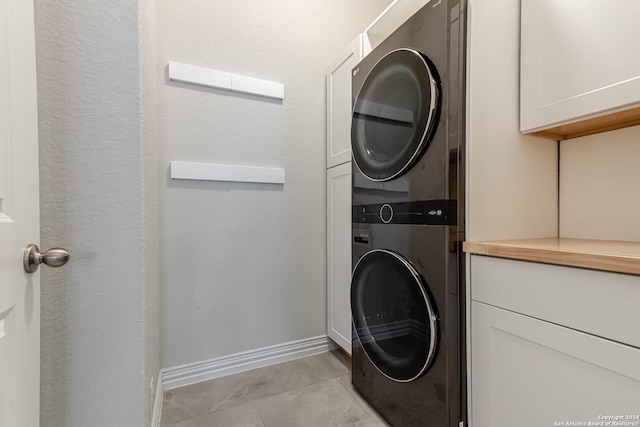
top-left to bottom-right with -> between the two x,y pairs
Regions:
160,351 -> 389,426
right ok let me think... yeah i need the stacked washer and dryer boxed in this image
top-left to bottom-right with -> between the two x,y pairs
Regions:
350,1 -> 466,426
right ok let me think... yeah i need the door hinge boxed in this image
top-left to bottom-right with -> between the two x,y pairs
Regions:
459,422 -> 465,427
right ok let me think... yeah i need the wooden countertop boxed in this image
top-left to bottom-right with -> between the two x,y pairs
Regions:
463,238 -> 640,275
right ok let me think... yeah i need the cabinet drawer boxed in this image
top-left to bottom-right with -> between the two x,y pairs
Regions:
471,255 -> 640,348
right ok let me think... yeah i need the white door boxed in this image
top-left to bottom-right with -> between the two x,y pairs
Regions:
1,0 -> 41,426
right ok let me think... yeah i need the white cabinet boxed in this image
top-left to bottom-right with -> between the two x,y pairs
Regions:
520,0 -> 640,140
326,162 -> 352,353
470,255 -> 640,426
326,36 -> 361,352
326,36 -> 362,168
362,0 -> 429,55
472,301 -> 640,427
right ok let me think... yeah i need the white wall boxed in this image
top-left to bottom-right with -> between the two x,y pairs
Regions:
467,0 -> 639,243
35,0 -> 159,426
560,125 -> 640,241
157,0 -> 391,368
466,0 -> 558,242
33,0 -> 392,420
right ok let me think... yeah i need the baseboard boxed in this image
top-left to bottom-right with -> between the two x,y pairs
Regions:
151,369 -> 163,427
162,335 -> 336,391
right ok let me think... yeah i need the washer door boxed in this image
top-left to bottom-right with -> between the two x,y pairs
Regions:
351,48 -> 440,182
351,249 -> 438,382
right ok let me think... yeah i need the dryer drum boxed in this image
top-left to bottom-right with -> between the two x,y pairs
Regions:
351,249 -> 439,383
351,48 -> 440,182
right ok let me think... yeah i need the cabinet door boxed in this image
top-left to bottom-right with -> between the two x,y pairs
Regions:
521,0 -> 640,134
327,36 -> 362,168
327,162 -> 352,353
471,301 -> 640,427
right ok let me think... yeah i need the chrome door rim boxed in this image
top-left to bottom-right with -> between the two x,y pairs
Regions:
351,249 -> 439,383
351,48 -> 440,182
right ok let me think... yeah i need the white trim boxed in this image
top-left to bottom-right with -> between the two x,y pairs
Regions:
151,371 -> 163,427
329,34 -> 362,72
161,335 -> 336,391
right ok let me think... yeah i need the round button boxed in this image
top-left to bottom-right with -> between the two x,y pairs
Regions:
380,204 -> 394,223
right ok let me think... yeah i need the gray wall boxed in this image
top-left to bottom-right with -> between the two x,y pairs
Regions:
158,0 -> 391,367
34,0 -> 390,423
35,0 -> 159,425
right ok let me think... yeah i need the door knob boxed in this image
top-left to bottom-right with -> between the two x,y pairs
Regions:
23,244 -> 70,274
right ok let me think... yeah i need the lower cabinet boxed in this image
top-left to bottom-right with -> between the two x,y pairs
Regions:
470,255 -> 640,426
471,301 -> 640,427
327,162 -> 352,353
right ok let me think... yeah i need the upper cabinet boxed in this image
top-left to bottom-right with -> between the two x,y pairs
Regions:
520,0 -> 640,140
326,36 -> 363,168
362,0 -> 429,55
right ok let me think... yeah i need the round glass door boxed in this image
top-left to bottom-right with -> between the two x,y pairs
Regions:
351,249 -> 438,382
351,48 -> 440,182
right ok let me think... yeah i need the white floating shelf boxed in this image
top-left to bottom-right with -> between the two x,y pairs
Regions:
170,161 -> 285,185
168,61 -> 284,100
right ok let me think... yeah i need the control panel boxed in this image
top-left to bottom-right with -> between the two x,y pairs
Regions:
352,200 -> 456,225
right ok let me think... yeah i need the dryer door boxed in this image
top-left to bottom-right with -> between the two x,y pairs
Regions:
351,48 -> 440,182
351,249 -> 438,382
